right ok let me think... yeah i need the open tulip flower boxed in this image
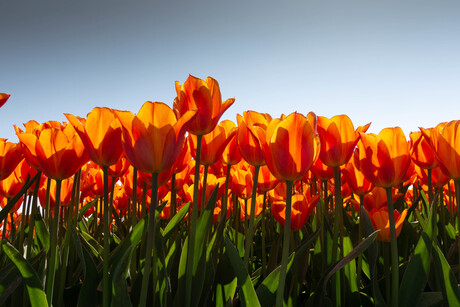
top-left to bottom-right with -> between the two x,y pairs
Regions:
174,75 -> 234,136
410,131 -> 438,170
342,151 -> 374,196
114,101 -> 198,174
65,107 -> 124,167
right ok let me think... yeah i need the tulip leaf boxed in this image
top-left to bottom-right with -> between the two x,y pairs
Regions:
224,235 -> 261,307
111,245 -> 133,307
110,215 -> 146,267
70,227 -> 98,307
34,213 -> 50,253
176,185 -> 219,307
399,192 -> 434,307
432,243 -> 460,305
162,201 -> 190,242
256,253 -> 294,306
78,198 -> 98,220
322,230 -> 380,294
1,240 -> 48,307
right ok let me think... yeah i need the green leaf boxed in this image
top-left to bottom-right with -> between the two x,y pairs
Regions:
322,230 -> 380,294
256,253 -> 294,306
111,246 -> 133,307
224,235 -> 261,307
176,185 -> 219,307
432,243 -> 460,305
78,198 -> 98,220
162,202 -> 190,242
110,215 -> 146,267
34,213 -> 50,253
70,227 -> 98,307
1,240 -> 48,307
399,192 -> 435,307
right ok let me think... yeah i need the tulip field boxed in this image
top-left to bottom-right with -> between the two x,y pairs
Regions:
1,77 -> 460,307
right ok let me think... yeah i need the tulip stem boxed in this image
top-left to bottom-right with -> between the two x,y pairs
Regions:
131,167 -> 138,228
139,172 -> 159,307
275,180 -> 293,307
244,165 -> 260,270
102,166 -> 111,307
385,187 -> 399,307
185,134 -> 202,307
331,166 -> 343,306
455,180 -> 460,279
26,171 -> 41,258
46,179 -> 62,306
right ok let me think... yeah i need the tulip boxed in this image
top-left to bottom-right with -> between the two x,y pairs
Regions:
114,101 -> 197,307
262,111 -> 319,306
220,120 -> 242,166
357,127 -> 411,306
236,111 -> 270,167
174,75 -> 235,136
369,208 -> 408,242
271,191 -> 319,231
0,139 -> 24,181
317,115 -> 370,167
0,93 -> 10,108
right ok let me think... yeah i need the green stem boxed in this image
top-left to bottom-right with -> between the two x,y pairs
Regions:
275,180 -> 293,307
185,134 -> 202,307
45,179 -> 62,306
131,167 -> 138,228
243,165 -> 260,270
102,166 -> 111,307
331,166 -> 343,306
455,180 -> 460,279
139,172 -> 159,307
261,191 -> 267,278
385,187 -> 399,307
27,171 -> 42,258
171,173 -> 177,219
357,194 -> 364,288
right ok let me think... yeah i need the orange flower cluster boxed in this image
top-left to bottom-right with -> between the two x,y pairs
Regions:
1,78 -> 460,241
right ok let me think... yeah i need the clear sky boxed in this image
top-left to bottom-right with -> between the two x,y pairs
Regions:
1,0 -> 459,141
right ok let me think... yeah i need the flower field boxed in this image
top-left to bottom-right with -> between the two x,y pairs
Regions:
1,76 -> 460,307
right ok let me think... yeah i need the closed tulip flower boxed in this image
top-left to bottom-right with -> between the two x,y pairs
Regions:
114,101 -> 198,174
263,112 -> 320,182
65,107 -> 124,167
236,111 -> 270,166
357,127 -> 411,188
369,208 -> 408,242
410,131 -> 438,169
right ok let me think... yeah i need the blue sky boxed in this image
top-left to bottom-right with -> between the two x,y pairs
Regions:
1,0 -> 459,141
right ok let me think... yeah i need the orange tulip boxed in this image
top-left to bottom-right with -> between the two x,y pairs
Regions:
65,107 -> 124,167
108,155 -> 130,178
414,164 -> 450,190
409,131 -> 438,169
0,139 -> 23,181
0,93 -> 10,108
239,194 -> 264,221
236,111 -> 271,166
230,161 -> 254,200
369,208 -> 408,242
114,101 -> 198,174
361,186 -> 403,212
220,120 -> 242,166
38,175 -> 74,209
174,75 -> 235,135
263,112 -> 320,182
357,127 -> 411,188
341,151 -> 374,196
189,120 -> 236,166
421,121 -> 460,180
310,156 -> 334,181
257,164 -> 280,194
17,125 -> 88,180
317,115 -> 370,167
271,192 -> 319,231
